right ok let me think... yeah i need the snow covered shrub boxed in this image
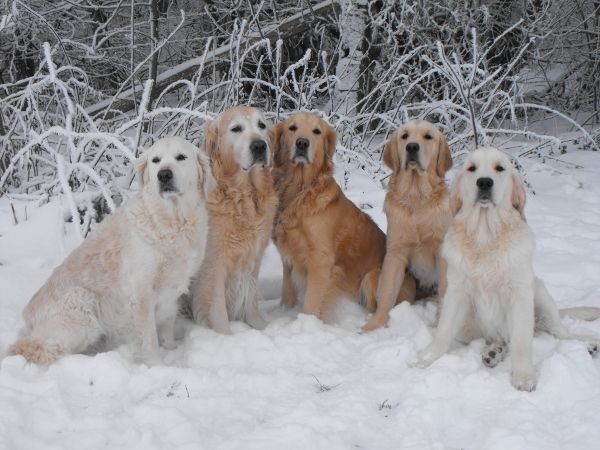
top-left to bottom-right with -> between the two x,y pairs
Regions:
1,0 -> 599,232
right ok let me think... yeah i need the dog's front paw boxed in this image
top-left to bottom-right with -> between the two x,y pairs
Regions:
410,347 -> 438,369
586,341 -> 599,357
361,315 -> 388,333
511,369 -> 536,392
410,358 -> 434,369
160,338 -> 177,350
481,343 -> 506,368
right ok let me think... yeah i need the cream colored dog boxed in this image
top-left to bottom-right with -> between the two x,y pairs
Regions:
417,147 -> 600,391
9,137 -> 213,365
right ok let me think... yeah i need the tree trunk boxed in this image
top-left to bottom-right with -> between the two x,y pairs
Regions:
335,0 -> 369,117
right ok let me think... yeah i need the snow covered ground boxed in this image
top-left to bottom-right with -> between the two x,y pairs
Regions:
1,145 -> 600,449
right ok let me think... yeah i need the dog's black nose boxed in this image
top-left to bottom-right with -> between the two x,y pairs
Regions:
250,140 -> 267,162
477,177 -> 493,191
157,169 -> 173,183
406,143 -> 420,154
296,138 -> 309,152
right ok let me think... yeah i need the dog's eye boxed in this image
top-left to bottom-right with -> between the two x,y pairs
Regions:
495,165 -> 505,172
231,125 -> 242,133
401,133 -> 409,139
176,154 -> 187,161
152,157 -> 161,163
467,165 -> 476,172
424,134 -> 432,140
313,128 -> 321,135
258,121 -> 266,129
289,125 -> 297,132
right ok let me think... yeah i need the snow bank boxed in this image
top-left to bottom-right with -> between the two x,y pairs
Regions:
1,149 -> 599,449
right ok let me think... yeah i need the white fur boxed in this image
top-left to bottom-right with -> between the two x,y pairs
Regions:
10,137 -> 213,365
416,147 -> 600,391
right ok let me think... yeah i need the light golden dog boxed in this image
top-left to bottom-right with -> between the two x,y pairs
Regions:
417,147 -> 600,391
10,137 -> 212,365
190,106 -> 277,334
363,120 -> 454,331
272,112 -> 415,320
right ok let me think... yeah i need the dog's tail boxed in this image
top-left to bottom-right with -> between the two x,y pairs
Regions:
8,337 -> 60,365
560,307 -> 600,322
359,270 -> 380,313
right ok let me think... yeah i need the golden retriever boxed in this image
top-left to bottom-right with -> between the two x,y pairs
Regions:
416,147 -> 600,391
9,137 -> 213,365
190,106 -> 277,334
271,112 -> 415,320
362,120 -> 453,331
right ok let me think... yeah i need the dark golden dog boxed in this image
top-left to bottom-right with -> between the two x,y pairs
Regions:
272,112 -> 415,320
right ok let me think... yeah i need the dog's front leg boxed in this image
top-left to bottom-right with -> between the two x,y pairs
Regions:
157,313 -> 177,350
245,258 -> 267,330
435,255 -> 448,299
416,283 -> 469,367
280,260 -> 297,309
303,253 -> 334,319
193,263 -> 231,334
131,293 -> 162,365
208,268 -> 231,334
362,252 -> 408,332
509,284 -> 536,391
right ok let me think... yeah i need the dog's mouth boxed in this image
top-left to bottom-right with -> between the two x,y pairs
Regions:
476,193 -> 494,206
404,158 -> 422,171
293,148 -> 310,165
159,183 -> 179,195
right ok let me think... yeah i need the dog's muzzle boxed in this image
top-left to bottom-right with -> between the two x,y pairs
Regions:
405,142 -> 421,169
476,177 -> 493,203
250,140 -> 268,167
293,138 -> 310,164
158,168 -> 176,193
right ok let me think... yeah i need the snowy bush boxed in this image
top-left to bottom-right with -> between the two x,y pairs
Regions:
1,0 -> 599,234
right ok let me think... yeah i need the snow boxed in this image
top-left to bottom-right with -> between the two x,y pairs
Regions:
1,148 -> 600,449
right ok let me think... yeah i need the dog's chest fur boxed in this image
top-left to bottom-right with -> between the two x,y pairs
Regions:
443,211 -> 535,340
385,174 -> 451,287
127,195 -> 206,297
273,170 -> 340,272
207,174 -> 277,270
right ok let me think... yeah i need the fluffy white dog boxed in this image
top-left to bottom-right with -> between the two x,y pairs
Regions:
9,137 -> 213,365
417,147 -> 600,391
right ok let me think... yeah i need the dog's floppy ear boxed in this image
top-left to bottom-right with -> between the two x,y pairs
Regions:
449,171 -> 464,216
511,170 -> 527,221
271,121 -> 286,167
323,121 -> 337,159
135,153 -> 149,188
436,132 -> 453,178
196,148 -> 216,198
382,131 -> 400,172
203,119 -> 218,157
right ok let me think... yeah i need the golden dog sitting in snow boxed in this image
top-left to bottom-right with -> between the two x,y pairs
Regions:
416,147 -> 600,391
271,112 -> 416,320
363,120 -> 453,331
10,137 -> 213,365
190,106 -> 278,334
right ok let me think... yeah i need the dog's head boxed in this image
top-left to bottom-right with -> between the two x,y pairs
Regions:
383,120 -> 452,178
136,136 -> 213,200
203,106 -> 272,172
272,112 -> 336,171
450,147 -> 526,220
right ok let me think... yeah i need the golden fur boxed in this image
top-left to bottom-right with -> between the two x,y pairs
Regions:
272,112 -> 415,320
190,106 -> 278,334
363,120 -> 453,331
